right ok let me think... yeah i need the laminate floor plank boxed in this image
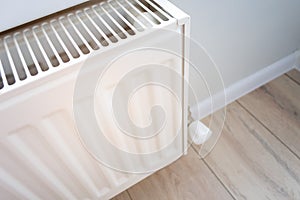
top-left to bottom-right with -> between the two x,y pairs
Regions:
127,149 -> 233,200
201,102 -> 300,200
286,69 -> 300,84
238,75 -> 300,157
111,191 -> 132,200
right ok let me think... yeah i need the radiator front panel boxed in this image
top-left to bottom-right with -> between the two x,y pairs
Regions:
0,28 -> 186,199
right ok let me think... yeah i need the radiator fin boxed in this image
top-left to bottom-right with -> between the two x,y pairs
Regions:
0,0 -> 173,92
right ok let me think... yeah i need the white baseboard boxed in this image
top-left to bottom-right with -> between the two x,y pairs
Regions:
190,52 -> 297,120
295,50 -> 300,71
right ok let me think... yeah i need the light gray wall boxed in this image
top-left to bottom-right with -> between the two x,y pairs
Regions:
0,0 -> 87,32
169,0 -> 300,87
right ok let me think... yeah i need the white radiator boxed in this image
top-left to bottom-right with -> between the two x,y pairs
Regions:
0,0 -> 190,199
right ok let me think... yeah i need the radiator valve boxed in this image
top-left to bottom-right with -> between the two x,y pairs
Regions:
188,121 -> 212,145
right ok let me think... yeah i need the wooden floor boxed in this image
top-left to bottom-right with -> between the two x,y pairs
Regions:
112,69 -> 300,200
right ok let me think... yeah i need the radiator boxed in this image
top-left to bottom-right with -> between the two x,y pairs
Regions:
0,0 -> 190,199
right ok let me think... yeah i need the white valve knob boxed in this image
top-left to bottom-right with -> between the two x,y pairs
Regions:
188,121 -> 212,145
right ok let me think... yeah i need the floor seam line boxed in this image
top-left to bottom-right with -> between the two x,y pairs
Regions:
285,73 -> 300,85
190,145 -> 237,200
126,190 -> 134,200
236,100 -> 300,160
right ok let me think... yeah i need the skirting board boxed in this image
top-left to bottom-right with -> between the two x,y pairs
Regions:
295,50 -> 300,71
190,51 -> 299,120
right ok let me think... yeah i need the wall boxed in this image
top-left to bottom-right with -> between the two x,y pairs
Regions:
169,0 -> 300,117
0,0 -> 87,32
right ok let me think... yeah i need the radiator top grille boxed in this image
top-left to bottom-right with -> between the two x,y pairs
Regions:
0,0 -> 173,91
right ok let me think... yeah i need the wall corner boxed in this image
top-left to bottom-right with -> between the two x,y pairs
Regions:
294,50 -> 300,71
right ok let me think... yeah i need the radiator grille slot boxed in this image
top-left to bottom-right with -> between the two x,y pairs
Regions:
0,0 -> 173,91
